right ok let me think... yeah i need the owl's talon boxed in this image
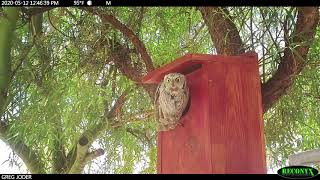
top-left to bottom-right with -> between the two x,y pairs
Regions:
157,124 -> 168,131
177,122 -> 184,127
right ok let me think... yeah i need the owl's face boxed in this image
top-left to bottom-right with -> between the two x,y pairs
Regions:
163,73 -> 186,92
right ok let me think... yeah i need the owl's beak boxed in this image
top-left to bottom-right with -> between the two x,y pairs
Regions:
170,86 -> 178,91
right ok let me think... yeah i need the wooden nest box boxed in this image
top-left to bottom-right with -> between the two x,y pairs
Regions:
141,52 -> 267,174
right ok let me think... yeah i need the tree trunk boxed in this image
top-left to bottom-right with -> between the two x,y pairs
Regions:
0,7 -> 20,116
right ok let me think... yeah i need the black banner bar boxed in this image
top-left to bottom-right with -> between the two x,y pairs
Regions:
0,0 -> 319,7
0,174 -> 284,180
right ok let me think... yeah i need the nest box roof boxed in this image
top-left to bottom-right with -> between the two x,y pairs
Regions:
141,52 -> 257,84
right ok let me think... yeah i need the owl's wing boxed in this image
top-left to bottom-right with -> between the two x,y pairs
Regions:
154,82 -> 162,122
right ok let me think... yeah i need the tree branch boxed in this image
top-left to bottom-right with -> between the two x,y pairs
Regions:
65,22 -> 158,172
85,87 -> 131,144
110,41 -> 143,82
84,149 -> 104,164
0,121 -> 46,173
261,7 -> 319,112
22,7 -> 56,17
29,11 -> 67,173
111,110 -> 155,128
105,89 -> 131,120
198,7 -> 245,55
0,7 -> 19,116
199,7 -> 319,113
81,7 -> 155,72
109,40 -> 157,99
136,7 -> 146,36
50,107 -> 66,173
66,88 -> 131,173
68,136 -> 105,174
126,127 -> 152,146
80,8 -> 158,99
68,136 -> 89,174
0,8 -> 46,174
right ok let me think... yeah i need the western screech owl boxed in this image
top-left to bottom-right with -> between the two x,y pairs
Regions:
154,73 -> 189,131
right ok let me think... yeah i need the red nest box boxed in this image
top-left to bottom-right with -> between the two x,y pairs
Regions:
142,52 -> 267,174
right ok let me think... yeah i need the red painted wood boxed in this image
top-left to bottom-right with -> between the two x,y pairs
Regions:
141,52 -> 257,84
142,52 -> 266,174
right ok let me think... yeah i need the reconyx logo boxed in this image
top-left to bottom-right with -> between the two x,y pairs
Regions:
277,166 -> 319,179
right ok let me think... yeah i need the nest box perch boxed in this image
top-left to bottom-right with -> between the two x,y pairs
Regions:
141,52 -> 267,174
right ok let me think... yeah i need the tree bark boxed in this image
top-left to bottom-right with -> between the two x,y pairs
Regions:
109,40 -> 157,99
261,7 -> 319,112
69,137 -> 89,174
198,7 -> 245,55
82,7 -> 155,72
0,8 -> 19,116
199,7 -> 319,113
81,7 -> 157,100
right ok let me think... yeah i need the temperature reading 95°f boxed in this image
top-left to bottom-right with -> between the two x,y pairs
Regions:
74,0 -> 85,5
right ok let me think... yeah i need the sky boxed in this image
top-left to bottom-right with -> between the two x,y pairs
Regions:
0,141 -> 28,174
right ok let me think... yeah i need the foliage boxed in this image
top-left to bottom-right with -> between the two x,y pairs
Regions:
0,7 -> 319,173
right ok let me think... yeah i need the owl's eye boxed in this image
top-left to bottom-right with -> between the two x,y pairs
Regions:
176,78 -> 180,82
167,79 -> 170,82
